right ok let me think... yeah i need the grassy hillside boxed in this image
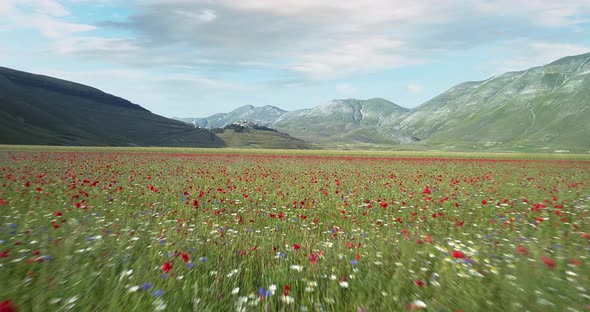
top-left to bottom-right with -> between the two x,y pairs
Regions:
214,128 -> 311,149
0,67 -> 224,147
400,52 -> 590,152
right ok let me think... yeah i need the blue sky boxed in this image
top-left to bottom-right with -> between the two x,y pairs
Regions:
1,0 -> 589,117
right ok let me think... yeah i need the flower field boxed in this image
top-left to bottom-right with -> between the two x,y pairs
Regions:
0,151 -> 589,311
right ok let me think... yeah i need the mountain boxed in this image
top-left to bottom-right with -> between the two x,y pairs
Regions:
178,105 -> 286,128
0,66 -> 223,147
400,52 -> 590,150
180,52 -> 590,151
272,98 -> 416,144
183,98 -> 416,145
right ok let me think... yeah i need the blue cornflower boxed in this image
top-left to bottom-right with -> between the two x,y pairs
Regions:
140,283 -> 153,291
258,287 -> 271,298
199,257 -> 207,263
152,290 -> 164,297
349,260 -> 358,266
186,262 -> 195,269
39,255 -> 53,261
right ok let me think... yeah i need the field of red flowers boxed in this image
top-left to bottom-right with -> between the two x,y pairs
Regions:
0,151 -> 589,311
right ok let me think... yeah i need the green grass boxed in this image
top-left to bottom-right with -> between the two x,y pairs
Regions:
0,148 -> 589,311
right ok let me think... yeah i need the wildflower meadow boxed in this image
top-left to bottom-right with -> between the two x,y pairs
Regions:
0,150 -> 588,311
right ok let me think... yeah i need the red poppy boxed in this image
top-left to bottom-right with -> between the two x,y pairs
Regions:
424,235 -> 433,244
0,251 -> 8,258
414,279 -> 424,287
0,199 -> 3,206
162,261 -> 173,273
516,245 -> 528,256
481,199 -> 487,205
181,253 -> 189,263
422,186 -> 431,194
451,250 -> 465,259
569,259 -> 582,266
540,257 -> 555,269
292,244 -> 300,250
0,300 -> 17,312
308,253 -> 318,264
54,211 -> 62,217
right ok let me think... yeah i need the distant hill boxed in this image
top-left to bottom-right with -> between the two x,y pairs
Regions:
175,105 -> 286,128
0,66 -> 223,147
180,52 -> 590,151
272,98 -> 416,144
213,121 -> 311,149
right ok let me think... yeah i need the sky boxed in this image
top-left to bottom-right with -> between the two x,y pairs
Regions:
1,1 -> 590,118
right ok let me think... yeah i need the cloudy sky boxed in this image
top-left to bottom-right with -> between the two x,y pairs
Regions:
1,0 -> 589,117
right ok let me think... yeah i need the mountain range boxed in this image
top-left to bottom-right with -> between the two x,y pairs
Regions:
179,52 -> 590,152
1,52 -> 588,151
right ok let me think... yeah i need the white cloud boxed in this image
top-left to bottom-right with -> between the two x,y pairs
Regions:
36,0 -> 70,16
174,9 -> 217,23
406,84 -> 425,93
152,73 -> 253,92
33,16 -> 95,39
289,37 -> 426,78
482,41 -> 590,75
81,0 -> 589,81
4,0 -> 590,90
474,0 -> 590,27
225,0 -> 431,25
0,0 -> 94,39
336,83 -> 356,94
50,36 -> 138,55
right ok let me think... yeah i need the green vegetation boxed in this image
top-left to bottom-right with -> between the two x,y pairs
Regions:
0,67 -> 223,147
0,149 -> 588,311
400,53 -> 590,152
215,128 -> 311,149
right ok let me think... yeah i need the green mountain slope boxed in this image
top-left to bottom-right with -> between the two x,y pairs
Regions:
400,52 -> 590,151
0,66 -> 224,147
